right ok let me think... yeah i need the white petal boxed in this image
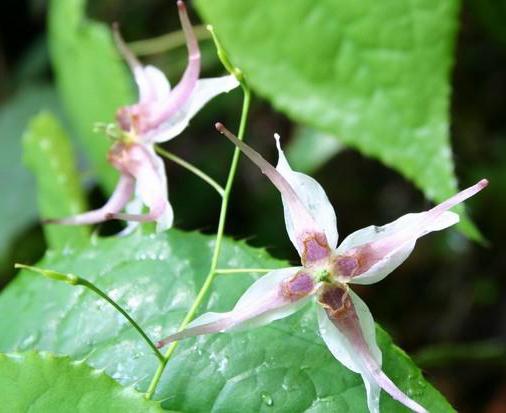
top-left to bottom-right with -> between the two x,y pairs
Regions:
317,290 -> 382,412
130,147 -> 173,232
317,290 -> 380,374
337,211 -> 458,285
194,267 -> 307,332
318,289 -> 427,413
146,75 -> 239,143
337,179 -> 488,285
141,65 -> 171,102
275,135 -> 338,252
157,267 -> 310,348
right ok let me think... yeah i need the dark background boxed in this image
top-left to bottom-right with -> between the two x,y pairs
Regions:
0,1 -> 505,411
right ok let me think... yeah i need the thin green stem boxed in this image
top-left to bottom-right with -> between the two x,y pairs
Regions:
144,85 -> 251,400
78,279 -> 164,362
128,25 -> 210,56
155,146 -> 224,197
15,264 -> 164,362
215,268 -> 275,274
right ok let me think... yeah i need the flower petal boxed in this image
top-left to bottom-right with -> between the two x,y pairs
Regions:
145,0 -> 201,131
318,286 -> 427,413
216,123 -> 330,263
147,75 -> 239,143
157,267 -> 312,348
275,135 -> 338,250
107,146 -> 173,231
335,179 -> 488,285
336,211 -> 456,285
142,65 -> 171,102
45,174 -> 134,226
112,24 -> 168,104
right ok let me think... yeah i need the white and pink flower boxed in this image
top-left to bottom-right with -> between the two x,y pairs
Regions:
156,123 -> 488,413
48,1 -> 238,232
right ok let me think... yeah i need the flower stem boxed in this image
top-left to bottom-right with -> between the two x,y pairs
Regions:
155,146 -> 225,197
144,85 -> 251,400
128,25 -> 210,56
215,268 -> 274,274
15,263 -> 164,362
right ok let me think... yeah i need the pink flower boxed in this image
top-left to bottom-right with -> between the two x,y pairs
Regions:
156,123 -> 488,413
47,1 -> 238,232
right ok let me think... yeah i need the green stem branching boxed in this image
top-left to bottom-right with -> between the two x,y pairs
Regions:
15,264 -> 164,362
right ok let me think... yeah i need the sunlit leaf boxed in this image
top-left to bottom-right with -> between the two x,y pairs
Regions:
0,351 -> 164,412
23,111 -> 89,250
0,230 -> 454,412
195,0 -> 480,239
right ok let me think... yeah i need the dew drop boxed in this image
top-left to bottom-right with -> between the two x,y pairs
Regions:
261,391 -> 273,407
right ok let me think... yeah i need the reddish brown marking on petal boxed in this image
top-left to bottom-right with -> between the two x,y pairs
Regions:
281,272 -> 314,301
335,255 -> 359,277
318,284 -> 351,318
108,142 -> 151,176
335,244 -> 386,279
116,107 -> 132,132
116,103 -> 152,135
318,284 -> 366,352
108,142 -> 130,173
301,232 -> 330,265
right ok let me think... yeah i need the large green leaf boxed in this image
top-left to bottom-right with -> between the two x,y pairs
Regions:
23,111 -> 89,250
48,0 -> 134,193
0,85 -> 61,269
0,230 -> 453,412
0,351 -> 164,412
195,0 -> 479,238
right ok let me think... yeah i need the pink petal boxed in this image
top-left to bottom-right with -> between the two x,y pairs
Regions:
157,267 -> 314,348
318,285 -> 428,413
216,123 -> 331,264
112,25 -> 170,104
146,75 -> 239,143
274,135 -> 338,252
147,1 -> 201,130
335,180 -> 488,285
108,143 -> 172,231
44,174 -> 134,226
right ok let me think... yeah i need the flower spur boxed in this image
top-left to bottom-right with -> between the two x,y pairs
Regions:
46,1 -> 238,232
156,122 -> 488,413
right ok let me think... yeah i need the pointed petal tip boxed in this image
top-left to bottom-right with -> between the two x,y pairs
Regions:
177,0 -> 185,11
478,178 -> 489,189
215,122 -> 225,133
274,133 -> 282,150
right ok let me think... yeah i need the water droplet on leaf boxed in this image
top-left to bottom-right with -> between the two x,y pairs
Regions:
261,391 -> 273,406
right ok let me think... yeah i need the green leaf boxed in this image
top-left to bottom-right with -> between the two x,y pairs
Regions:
286,126 -> 343,173
0,230 -> 453,412
195,0 -> 480,239
0,351 -> 164,412
0,84 -> 61,269
48,0 -> 134,193
23,111 -> 89,250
